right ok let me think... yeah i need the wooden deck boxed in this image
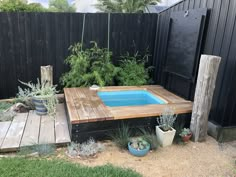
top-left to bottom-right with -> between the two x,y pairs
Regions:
64,85 -> 193,124
0,104 -> 71,152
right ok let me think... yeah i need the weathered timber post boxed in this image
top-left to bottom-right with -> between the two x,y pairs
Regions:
190,55 -> 221,142
41,65 -> 53,86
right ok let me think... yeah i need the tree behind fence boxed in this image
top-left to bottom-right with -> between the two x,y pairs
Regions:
0,12 -> 157,99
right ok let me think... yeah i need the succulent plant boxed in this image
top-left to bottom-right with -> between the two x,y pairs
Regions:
130,138 -> 150,150
179,128 -> 192,137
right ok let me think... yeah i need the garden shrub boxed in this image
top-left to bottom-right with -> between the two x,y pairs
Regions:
0,0 -> 47,12
61,42 -> 119,87
117,52 -> 152,86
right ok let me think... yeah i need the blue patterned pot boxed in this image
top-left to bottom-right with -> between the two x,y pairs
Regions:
128,142 -> 150,157
32,96 -> 50,115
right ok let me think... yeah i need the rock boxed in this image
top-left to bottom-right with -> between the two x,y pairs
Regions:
10,103 -> 30,113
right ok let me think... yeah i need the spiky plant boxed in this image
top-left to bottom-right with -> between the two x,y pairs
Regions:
109,123 -> 131,149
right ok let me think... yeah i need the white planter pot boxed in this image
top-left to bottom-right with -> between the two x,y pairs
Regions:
156,126 -> 176,147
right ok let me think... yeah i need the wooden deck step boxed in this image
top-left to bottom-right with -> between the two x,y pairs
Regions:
0,103 -> 71,152
39,115 -> 55,144
0,122 -> 11,147
1,113 -> 28,152
20,111 -> 41,146
55,104 -> 71,144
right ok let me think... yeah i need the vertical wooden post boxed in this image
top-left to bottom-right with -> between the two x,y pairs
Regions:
40,65 -> 53,86
190,55 -> 221,142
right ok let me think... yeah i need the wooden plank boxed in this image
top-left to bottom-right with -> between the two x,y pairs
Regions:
55,104 -> 71,144
147,87 -> 189,103
72,88 -> 89,123
1,113 -> 28,151
20,111 -> 41,146
82,88 -> 113,122
38,115 -> 55,144
76,88 -> 99,122
190,55 -> 221,142
99,85 -> 161,92
0,122 -> 11,147
110,102 -> 193,120
64,88 -> 80,122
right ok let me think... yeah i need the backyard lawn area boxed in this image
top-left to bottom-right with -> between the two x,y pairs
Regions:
0,158 -> 141,177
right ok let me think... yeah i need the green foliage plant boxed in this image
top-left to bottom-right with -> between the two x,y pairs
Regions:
109,123 -> 131,149
117,52 -> 152,86
61,42 -> 119,87
0,102 -> 15,122
157,107 -> 177,131
0,0 -> 47,12
179,128 -> 192,137
95,0 -> 160,13
49,0 -> 76,12
130,137 -> 149,150
17,79 -> 58,116
139,128 -> 159,150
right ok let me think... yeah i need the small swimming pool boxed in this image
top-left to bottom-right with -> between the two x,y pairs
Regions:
97,90 -> 166,107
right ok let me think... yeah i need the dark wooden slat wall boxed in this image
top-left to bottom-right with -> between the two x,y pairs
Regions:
153,0 -> 236,127
0,13 -> 157,99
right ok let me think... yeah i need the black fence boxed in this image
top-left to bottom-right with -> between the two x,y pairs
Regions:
0,12 -> 157,99
152,0 -> 236,127
0,0 -> 236,128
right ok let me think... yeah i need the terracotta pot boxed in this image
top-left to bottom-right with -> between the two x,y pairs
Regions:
181,133 -> 192,142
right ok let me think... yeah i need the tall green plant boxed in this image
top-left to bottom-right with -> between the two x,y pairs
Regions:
61,42 -> 119,87
49,0 -> 76,12
95,0 -> 160,13
0,0 -> 47,12
117,52 -> 152,86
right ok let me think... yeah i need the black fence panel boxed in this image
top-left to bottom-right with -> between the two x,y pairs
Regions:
153,0 -> 236,127
0,13 -> 157,99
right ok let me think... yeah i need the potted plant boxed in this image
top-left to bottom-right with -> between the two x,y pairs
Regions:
179,128 -> 192,142
17,79 -> 58,116
128,137 -> 150,157
156,107 -> 177,147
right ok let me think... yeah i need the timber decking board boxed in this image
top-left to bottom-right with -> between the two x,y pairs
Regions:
1,113 -> 28,151
38,115 -> 55,144
147,87 -> 189,103
0,103 -> 71,152
109,102 -> 193,119
64,85 -> 193,124
64,88 -> 80,123
20,111 -> 41,146
0,122 -> 11,147
64,87 -> 114,124
55,104 -> 71,144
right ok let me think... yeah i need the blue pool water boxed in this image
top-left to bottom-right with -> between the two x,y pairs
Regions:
97,90 -> 166,107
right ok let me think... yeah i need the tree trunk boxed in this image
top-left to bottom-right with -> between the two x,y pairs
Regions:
190,55 -> 221,142
40,65 -> 53,86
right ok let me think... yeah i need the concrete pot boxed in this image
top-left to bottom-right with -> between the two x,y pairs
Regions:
156,126 -> 176,147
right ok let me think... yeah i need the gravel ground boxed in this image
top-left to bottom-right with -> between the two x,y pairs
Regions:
60,136 -> 236,177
